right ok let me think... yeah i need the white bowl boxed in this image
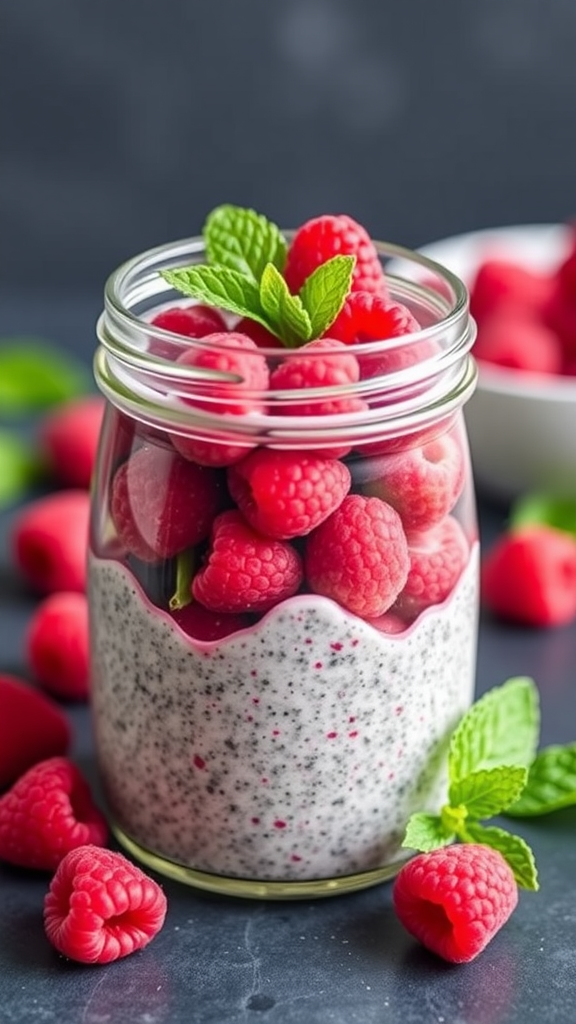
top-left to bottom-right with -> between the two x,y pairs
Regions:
419,224 -> 576,502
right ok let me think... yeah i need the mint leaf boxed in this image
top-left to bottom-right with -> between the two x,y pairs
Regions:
260,263 -> 313,347
464,822 -> 539,891
299,255 -> 355,337
449,678 -> 540,783
402,813 -> 454,852
204,205 -> 287,282
510,492 -> 576,539
169,548 -> 195,611
505,743 -> 576,817
161,266 -> 275,333
0,340 -> 90,414
0,431 -> 43,509
449,766 -> 527,820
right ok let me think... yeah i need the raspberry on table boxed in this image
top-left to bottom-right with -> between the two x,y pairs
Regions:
192,510 -> 303,613
0,674 -> 70,790
325,292 -> 428,379
396,515 -> 470,618
474,312 -> 563,374
11,490 -> 90,594
228,449 -> 351,539
393,844 -> 518,963
39,396 -> 105,489
110,443 -> 225,562
304,494 -> 409,618
481,525 -> 576,627
363,432 -> 465,533
171,601 -> 252,641
0,757 -> 108,871
44,845 -> 167,964
27,592 -> 90,701
149,304 -> 228,357
284,214 -> 388,297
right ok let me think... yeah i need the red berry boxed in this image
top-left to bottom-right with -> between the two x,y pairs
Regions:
481,525 -> 576,627
557,241 -> 576,300
396,516 -> 469,617
27,592 -> 90,701
363,432 -> 465,533
393,844 -> 518,963
366,610 -> 407,635
284,214 -> 388,297
149,304 -> 227,357
234,316 -> 283,349
193,510 -> 303,613
305,494 -> 409,618
543,283 -> 576,354
44,844 -> 167,963
270,338 -> 366,417
326,292 -> 428,379
171,602 -> 251,640
474,312 -> 563,374
469,258 -> 553,325
228,449 -> 351,539
0,674 -> 71,790
110,443 -> 224,562
12,490 -> 90,593
0,757 -> 108,870
39,396 -> 105,488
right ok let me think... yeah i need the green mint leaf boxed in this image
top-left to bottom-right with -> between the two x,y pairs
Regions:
449,766 -> 528,820
463,822 -> 539,891
0,431 -> 43,509
259,263 -> 313,347
299,255 -> 355,337
169,548 -> 195,611
510,492 -> 576,539
0,340 -> 90,414
161,266 -> 274,333
505,743 -> 576,817
204,204 -> 287,282
402,813 -> 454,852
449,678 -> 540,783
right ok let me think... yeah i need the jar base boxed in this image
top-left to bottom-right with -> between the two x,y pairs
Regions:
111,823 -> 408,900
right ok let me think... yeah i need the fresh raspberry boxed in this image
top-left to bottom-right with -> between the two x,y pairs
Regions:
543,283 -> 576,354
11,490 -> 90,594
171,331 -> 269,466
44,845 -> 167,963
474,312 -> 563,374
469,258 -> 553,325
325,292 -> 430,379
356,419 -> 453,458
0,674 -> 70,790
269,338 -> 365,417
110,443 -> 225,562
392,844 -> 518,963
193,510 -> 303,613
27,592 -> 90,701
557,237 -> 576,299
363,432 -> 465,533
0,757 -> 108,871
228,449 -> 351,539
396,516 -> 469,617
171,602 -> 251,640
481,525 -> 576,627
304,494 -> 409,618
284,214 -> 388,297
234,316 -> 283,349
39,396 -> 105,489
149,304 -> 227,357
366,610 -> 407,635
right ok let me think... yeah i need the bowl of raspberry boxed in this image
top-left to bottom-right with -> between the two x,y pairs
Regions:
419,223 -> 576,502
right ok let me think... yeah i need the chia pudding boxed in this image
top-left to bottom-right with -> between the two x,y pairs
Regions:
89,544 -> 478,884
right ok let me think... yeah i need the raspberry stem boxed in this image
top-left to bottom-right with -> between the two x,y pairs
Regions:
169,549 -> 195,611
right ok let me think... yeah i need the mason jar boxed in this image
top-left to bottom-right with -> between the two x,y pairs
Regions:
89,235 -> 479,898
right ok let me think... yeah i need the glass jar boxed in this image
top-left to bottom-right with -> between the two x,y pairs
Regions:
89,235 -> 479,899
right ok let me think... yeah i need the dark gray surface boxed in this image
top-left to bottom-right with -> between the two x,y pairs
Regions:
1,301 -> 576,1023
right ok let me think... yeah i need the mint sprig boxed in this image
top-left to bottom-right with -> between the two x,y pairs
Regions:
0,339 -> 90,415
448,676 -> 539,781
505,743 -> 576,817
204,204 -> 287,282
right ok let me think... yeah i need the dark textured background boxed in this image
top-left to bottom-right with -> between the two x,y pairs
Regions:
2,0 -> 576,298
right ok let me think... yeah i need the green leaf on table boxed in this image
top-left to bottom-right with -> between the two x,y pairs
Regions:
510,492 -> 576,539
464,822 -> 539,891
0,430 -> 43,508
449,766 -> 527,819
448,677 -> 540,783
0,340 -> 90,414
402,812 -> 454,852
299,255 -> 355,337
161,265 -> 277,334
204,204 -> 287,282
259,263 -> 313,346
505,743 -> 576,817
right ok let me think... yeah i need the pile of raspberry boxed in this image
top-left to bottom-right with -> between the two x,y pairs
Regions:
469,224 -> 576,376
106,213 -> 472,636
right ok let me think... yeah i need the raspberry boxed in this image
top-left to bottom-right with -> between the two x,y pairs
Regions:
44,845 -> 167,963
474,312 -> 563,374
543,283 -> 576,354
304,494 -> 409,618
39,396 -> 105,489
284,214 -> 388,297
392,844 -> 518,963
0,758 -> 108,871
469,258 -> 553,325
228,449 -> 351,539
363,432 -> 465,533
171,602 -> 251,640
11,490 -> 90,593
234,316 -> 283,349
27,592 -> 90,701
110,443 -> 224,562
481,525 -> 576,627
149,304 -> 227,357
192,510 -> 303,613
325,292 -> 429,379
366,610 -> 407,635
397,516 -> 469,617
0,674 -> 70,789
269,338 -> 365,418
